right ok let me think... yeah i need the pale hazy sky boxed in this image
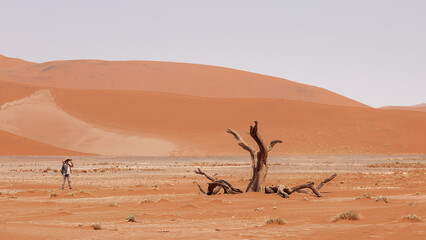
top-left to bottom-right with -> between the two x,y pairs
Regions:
1,0 -> 425,107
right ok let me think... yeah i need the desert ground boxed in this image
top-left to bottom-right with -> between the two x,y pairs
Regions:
0,155 -> 425,239
1,55 -> 425,239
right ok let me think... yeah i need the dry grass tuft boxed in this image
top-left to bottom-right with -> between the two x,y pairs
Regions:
400,214 -> 423,223
265,217 -> 286,225
355,193 -> 372,200
138,199 -> 154,204
331,210 -> 362,222
68,190 -> 92,197
405,202 -> 416,206
254,207 -> 265,212
92,223 -> 101,230
126,214 -> 137,222
375,195 -> 388,203
49,192 -> 58,197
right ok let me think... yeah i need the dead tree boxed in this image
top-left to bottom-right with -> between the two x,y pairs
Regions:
194,168 -> 243,195
195,121 -> 337,198
227,121 -> 282,192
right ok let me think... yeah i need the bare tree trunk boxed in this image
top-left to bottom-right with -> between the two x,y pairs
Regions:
228,121 -> 282,193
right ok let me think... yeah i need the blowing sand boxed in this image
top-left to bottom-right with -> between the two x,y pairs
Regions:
0,155 -> 425,239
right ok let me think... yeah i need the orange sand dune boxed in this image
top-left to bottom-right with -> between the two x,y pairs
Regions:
0,56 -> 369,107
0,129 -> 85,155
380,103 -> 426,113
0,54 -> 34,70
0,78 -> 424,156
0,79 -> 40,105
0,89 -> 175,156
50,88 -> 426,155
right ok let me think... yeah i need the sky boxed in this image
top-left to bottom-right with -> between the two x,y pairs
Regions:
0,0 -> 425,107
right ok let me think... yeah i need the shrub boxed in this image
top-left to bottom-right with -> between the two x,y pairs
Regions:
375,195 -> 388,203
400,214 -> 423,223
92,223 -> 101,230
126,214 -> 137,222
331,210 -> 361,222
265,217 -> 286,225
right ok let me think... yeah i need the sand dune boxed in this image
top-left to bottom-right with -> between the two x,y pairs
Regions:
0,56 -> 369,107
380,103 -> 426,113
0,54 -> 34,70
0,89 -> 176,156
0,56 -> 424,156
0,129 -> 84,155
0,79 -> 40,106
51,88 -> 426,155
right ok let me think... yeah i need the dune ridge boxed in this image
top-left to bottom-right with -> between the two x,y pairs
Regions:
380,103 -> 426,113
0,55 -> 424,156
0,56 -> 369,107
0,54 -> 34,70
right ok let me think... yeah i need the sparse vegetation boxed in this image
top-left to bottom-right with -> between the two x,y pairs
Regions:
415,192 -> 421,195
126,214 -> 137,222
92,223 -> 101,230
254,207 -> 265,212
355,193 -> 371,200
405,202 -> 416,206
400,214 -> 423,223
375,195 -> 388,203
50,192 -> 58,197
331,210 -> 361,222
138,199 -> 154,204
265,217 -> 286,225
68,190 -> 92,198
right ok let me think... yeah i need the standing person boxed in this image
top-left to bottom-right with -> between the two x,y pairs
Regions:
61,158 -> 73,190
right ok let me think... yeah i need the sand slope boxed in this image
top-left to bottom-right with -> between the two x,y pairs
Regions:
0,79 -> 40,106
381,103 -> 426,113
0,89 -> 176,156
52,88 -> 426,155
0,54 -> 34,70
0,129 -> 84,155
0,57 -> 369,107
0,56 -> 424,156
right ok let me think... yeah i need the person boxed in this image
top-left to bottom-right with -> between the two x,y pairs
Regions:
61,158 -> 73,190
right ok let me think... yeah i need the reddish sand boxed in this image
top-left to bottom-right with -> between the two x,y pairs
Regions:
0,79 -> 40,105
0,79 -> 425,156
0,155 -> 425,239
0,55 -> 425,156
51,88 -> 426,155
0,56 -> 368,107
381,103 -> 426,113
0,130 -> 84,155
0,54 -> 34,70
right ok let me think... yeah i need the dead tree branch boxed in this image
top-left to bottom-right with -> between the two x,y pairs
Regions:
195,168 -> 242,195
317,173 -> 337,190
